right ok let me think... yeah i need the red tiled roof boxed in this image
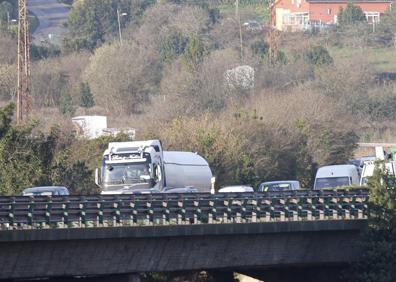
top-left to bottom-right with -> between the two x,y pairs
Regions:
307,0 -> 391,2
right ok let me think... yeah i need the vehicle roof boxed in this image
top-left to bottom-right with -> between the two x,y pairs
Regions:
23,186 -> 68,192
316,165 -> 358,176
163,151 -> 209,166
218,185 -> 254,192
260,180 -> 299,185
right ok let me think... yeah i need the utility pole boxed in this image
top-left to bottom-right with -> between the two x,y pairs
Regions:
117,9 -> 127,46
236,0 -> 244,62
268,0 -> 279,65
17,0 -> 31,124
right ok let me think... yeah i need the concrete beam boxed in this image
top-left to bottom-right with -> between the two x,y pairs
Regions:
0,220 -> 366,280
0,220 -> 367,242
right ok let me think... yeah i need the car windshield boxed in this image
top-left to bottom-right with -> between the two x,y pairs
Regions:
23,191 -> 54,196
260,183 -> 291,192
315,177 -> 350,189
104,163 -> 150,184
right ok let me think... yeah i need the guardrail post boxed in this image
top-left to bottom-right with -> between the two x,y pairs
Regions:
46,198 -> 52,228
61,202 -> 68,228
97,202 -> 103,227
27,200 -> 33,229
162,201 -> 169,225
193,200 -> 201,224
251,200 -> 257,223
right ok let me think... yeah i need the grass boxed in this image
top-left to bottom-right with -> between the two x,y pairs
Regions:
218,2 -> 269,24
329,46 -> 396,72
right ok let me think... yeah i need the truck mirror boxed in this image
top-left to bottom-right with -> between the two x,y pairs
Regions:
95,168 -> 101,186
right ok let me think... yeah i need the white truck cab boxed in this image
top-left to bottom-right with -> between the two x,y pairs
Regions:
314,165 -> 359,190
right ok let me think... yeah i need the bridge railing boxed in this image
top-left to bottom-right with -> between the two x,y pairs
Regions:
0,190 -> 369,230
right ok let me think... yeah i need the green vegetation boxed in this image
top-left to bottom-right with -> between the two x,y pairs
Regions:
338,3 -> 366,28
349,163 -> 396,282
1,1 -> 396,279
0,103 -> 136,195
1,0 -> 396,191
79,82 -> 94,108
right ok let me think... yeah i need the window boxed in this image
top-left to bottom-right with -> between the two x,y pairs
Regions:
327,8 -> 331,15
364,11 -> 380,23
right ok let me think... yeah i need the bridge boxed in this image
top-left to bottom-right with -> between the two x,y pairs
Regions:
0,190 -> 369,282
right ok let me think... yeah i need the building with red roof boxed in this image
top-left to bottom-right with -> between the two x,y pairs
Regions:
275,0 -> 392,31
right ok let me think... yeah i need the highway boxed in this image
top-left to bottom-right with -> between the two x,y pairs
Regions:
28,0 -> 70,45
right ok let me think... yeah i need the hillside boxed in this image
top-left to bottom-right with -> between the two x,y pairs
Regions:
0,0 -> 396,191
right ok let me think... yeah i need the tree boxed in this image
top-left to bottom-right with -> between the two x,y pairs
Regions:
0,1 -> 13,29
250,40 -> 269,60
59,90 -> 75,116
304,45 -> 333,66
183,35 -> 205,70
79,82 -> 94,108
160,31 -> 189,63
0,103 -> 100,196
64,0 -> 155,51
338,3 -> 366,27
51,149 -> 98,195
0,104 -> 59,195
372,7 -> 396,47
350,163 -> 396,282
84,41 -> 160,114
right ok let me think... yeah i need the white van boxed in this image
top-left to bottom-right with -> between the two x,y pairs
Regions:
314,165 -> 359,190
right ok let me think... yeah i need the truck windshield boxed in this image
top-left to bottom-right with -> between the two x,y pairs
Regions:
103,163 -> 150,184
315,177 -> 350,189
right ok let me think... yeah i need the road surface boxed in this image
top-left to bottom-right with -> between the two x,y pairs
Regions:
28,0 -> 70,45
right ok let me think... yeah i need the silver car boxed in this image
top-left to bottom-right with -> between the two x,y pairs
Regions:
258,181 -> 301,192
22,186 -> 70,196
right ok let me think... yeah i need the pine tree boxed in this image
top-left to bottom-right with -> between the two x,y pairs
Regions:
59,91 -> 75,116
79,82 -> 94,108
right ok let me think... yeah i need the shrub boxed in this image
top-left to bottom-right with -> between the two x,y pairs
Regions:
304,45 -> 333,66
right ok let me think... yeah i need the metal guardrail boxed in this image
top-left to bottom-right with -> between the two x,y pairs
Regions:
0,190 -> 369,230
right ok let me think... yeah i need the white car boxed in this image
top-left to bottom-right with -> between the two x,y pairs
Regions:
218,185 -> 254,193
242,20 -> 263,32
21,186 -> 70,196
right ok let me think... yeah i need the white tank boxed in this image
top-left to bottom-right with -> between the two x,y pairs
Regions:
163,151 -> 212,192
